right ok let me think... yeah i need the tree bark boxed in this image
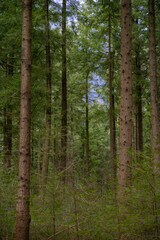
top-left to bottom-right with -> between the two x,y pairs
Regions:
148,0 -> 160,173
41,0 -> 52,194
16,0 -> 32,239
61,0 -> 67,183
117,0 -> 132,201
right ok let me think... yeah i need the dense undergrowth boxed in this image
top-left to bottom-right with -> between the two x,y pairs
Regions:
1,153 -> 160,240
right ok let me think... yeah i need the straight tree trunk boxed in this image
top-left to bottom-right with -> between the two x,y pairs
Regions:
61,0 -> 67,183
117,0 -> 132,202
148,0 -> 160,173
70,108 -> 80,240
41,0 -> 52,193
108,9 -> 116,189
16,0 -> 32,239
86,73 -> 89,176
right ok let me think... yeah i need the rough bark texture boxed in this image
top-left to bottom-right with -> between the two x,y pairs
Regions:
109,11 -> 116,188
117,0 -> 132,201
41,0 -> 52,194
86,73 -> 89,176
16,0 -> 32,239
148,0 -> 160,172
61,0 -> 67,183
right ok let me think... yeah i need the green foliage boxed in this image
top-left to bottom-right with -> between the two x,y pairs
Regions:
0,0 -> 160,239
0,168 -> 17,238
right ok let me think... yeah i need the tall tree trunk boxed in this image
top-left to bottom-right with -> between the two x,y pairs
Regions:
16,0 -> 32,239
117,0 -> 132,202
41,0 -> 52,193
108,9 -> 116,189
148,0 -> 160,173
61,0 -> 67,183
86,73 -> 89,176
70,107 -> 80,240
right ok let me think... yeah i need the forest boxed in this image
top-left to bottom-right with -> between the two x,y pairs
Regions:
0,0 -> 160,239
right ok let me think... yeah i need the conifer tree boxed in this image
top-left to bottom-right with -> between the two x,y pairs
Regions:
117,0 -> 132,201
16,0 -> 32,238
41,0 -> 52,195
148,0 -> 160,173
61,0 -> 67,183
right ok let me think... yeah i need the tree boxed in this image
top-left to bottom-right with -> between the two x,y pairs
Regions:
16,0 -> 32,239
41,0 -> 52,195
148,0 -> 160,173
117,0 -> 132,201
61,0 -> 67,183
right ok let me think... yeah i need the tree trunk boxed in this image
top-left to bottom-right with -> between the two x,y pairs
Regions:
86,73 -> 89,176
61,0 -> 67,183
41,0 -> 52,194
70,107 -> 80,240
117,0 -> 132,202
148,0 -> 160,173
16,0 -> 32,239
